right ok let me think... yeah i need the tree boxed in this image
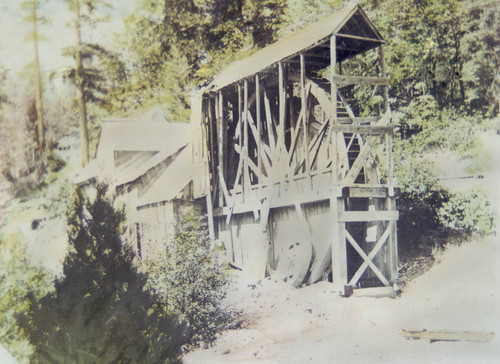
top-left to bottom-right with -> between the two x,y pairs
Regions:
18,184 -> 185,363
0,76 -> 44,197
116,0 -> 286,120
21,0 -> 47,155
61,0 -> 123,166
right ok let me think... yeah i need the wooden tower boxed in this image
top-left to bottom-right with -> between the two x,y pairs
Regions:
192,4 -> 398,295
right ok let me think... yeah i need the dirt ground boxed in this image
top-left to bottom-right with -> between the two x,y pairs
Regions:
185,236 -> 500,364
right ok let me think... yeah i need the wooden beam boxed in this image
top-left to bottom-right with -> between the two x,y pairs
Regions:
278,61 -> 286,148
286,59 -> 329,67
387,195 -> 398,282
335,33 -> 384,43
330,35 -> 338,186
247,112 -> 269,178
263,86 -> 276,156
332,75 -> 390,86
338,210 -> 399,222
237,84 -> 243,188
300,53 -> 311,183
332,125 -> 393,134
207,97 -> 217,203
342,185 -> 389,198
256,74 -> 262,184
331,196 -> 348,292
243,79 -> 250,198
218,166 -> 231,206
217,92 -> 223,207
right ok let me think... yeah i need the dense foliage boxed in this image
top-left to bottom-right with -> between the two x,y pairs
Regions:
0,235 -> 51,363
17,185 -> 185,363
142,211 -> 232,349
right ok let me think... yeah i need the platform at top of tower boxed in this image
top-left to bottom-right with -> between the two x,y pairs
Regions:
207,4 -> 384,92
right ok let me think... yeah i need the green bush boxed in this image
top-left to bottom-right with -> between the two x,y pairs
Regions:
438,188 -> 495,234
142,211 -> 232,350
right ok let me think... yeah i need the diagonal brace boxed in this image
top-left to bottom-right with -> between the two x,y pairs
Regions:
346,224 -> 391,286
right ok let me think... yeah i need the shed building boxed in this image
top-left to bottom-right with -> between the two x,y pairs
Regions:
75,110 -> 201,259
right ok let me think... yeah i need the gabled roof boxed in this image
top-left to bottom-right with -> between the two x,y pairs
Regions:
135,146 -> 193,207
74,109 -> 191,186
207,4 -> 383,92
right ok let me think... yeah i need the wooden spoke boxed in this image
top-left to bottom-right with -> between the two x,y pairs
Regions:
218,167 -> 231,207
263,86 -> 276,155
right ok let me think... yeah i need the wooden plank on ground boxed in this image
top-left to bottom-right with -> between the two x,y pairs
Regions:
401,329 -> 495,343
352,286 -> 396,298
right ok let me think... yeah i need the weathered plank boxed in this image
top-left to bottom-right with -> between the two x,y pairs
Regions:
402,329 -> 495,343
338,210 -> 398,222
342,185 -> 388,198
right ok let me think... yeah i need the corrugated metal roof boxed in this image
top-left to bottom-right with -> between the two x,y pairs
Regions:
207,4 -> 382,92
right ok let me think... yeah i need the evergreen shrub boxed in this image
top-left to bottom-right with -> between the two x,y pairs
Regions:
142,211 -> 233,350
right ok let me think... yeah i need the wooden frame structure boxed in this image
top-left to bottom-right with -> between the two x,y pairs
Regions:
193,4 -> 399,294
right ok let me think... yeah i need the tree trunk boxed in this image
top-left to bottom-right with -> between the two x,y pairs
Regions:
32,1 -> 45,154
75,0 -> 89,167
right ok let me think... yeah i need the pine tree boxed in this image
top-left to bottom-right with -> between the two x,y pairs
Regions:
60,0 -> 124,166
21,0 -> 47,155
18,184 -> 185,363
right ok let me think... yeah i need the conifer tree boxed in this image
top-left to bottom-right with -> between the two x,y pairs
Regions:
18,184 -> 185,363
21,0 -> 47,155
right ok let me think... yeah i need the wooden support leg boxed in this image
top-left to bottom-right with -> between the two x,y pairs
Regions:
387,196 -> 399,282
331,196 -> 348,294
